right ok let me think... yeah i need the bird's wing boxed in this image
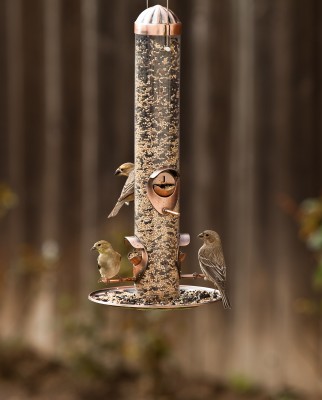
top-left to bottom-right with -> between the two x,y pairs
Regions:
198,249 -> 226,282
118,170 -> 134,203
108,171 -> 134,218
111,251 -> 122,266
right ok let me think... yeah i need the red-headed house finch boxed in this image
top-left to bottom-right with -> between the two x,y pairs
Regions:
108,162 -> 134,218
198,230 -> 231,309
91,240 -> 121,282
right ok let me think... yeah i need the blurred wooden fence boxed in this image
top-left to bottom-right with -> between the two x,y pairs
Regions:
0,0 -> 322,395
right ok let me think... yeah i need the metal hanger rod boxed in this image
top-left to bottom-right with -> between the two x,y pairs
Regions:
146,1 -> 170,10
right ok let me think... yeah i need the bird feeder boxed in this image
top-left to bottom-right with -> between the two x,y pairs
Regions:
89,3 -> 220,310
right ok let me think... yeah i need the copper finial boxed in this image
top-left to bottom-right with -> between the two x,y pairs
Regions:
134,5 -> 182,36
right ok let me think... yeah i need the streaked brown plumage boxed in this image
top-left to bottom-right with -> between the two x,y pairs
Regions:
108,162 -> 134,218
198,230 -> 231,309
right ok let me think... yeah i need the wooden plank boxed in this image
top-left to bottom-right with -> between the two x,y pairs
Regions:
251,0 -> 278,388
96,1 -> 119,223
1,0 -> 24,338
22,0 -> 45,246
42,0 -> 62,244
80,0 -> 99,299
0,0 -> 8,182
25,0 -> 63,353
227,0 -> 256,378
59,0 -> 82,295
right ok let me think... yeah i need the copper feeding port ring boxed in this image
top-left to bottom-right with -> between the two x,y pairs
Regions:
153,183 -> 175,197
152,172 -> 176,197
147,168 -> 180,216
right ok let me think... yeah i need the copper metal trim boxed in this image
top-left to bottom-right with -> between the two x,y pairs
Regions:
124,236 -> 148,280
134,22 -> 182,36
147,168 -> 180,216
124,235 -> 144,249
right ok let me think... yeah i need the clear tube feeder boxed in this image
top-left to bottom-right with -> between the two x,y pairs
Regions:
89,3 -> 221,310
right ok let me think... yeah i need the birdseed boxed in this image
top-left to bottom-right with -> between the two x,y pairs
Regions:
91,288 -> 219,307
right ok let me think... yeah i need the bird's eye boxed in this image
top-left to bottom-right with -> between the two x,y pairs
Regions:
205,234 -> 209,237
98,243 -> 101,247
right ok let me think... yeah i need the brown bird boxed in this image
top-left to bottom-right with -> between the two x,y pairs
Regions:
108,162 -> 134,218
198,230 -> 231,309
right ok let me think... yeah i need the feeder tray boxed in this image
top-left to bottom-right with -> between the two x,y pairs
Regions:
88,285 -> 221,310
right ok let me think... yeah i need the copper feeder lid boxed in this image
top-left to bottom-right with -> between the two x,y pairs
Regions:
134,5 -> 182,36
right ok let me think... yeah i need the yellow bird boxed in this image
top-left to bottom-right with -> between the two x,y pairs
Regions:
91,240 -> 121,282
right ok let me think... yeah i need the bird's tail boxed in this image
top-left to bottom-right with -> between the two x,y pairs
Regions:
221,291 -> 231,309
217,283 -> 231,309
108,200 -> 124,218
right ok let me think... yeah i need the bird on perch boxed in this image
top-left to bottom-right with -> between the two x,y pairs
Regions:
91,240 -> 121,282
198,230 -> 231,309
108,162 -> 134,218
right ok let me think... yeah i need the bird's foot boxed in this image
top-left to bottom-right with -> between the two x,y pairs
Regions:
98,277 -> 110,284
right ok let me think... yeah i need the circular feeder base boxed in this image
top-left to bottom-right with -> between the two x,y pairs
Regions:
88,285 -> 220,310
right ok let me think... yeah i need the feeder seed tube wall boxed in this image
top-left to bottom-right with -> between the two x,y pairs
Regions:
134,5 -> 182,301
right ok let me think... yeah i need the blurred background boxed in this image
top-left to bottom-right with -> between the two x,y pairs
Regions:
0,0 -> 322,399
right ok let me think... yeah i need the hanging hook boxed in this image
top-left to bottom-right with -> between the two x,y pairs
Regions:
146,0 -> 169,9
164,0 -> 171,51
145,0 -> 171,51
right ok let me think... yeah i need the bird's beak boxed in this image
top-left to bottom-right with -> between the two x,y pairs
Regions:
198,233 -> 204,239
114,168 -> 121,175
91,246 -> 96,251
